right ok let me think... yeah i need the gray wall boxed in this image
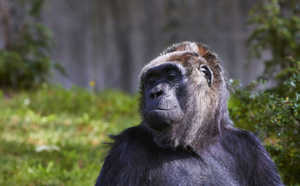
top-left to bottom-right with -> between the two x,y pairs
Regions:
40,0 -> 263,93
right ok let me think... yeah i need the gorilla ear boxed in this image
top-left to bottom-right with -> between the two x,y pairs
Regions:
200,64 -> 213,87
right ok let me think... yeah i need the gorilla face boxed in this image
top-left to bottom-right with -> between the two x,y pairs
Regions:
143,63 -> 187,131
140,47 -> 215,148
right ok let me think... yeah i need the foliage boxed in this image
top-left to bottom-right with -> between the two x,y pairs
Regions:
0,86 -> 140,185
0,0 -> 65,89
229,59 -> 300,184
247,0 -> 300,80
229,0 -> 300,184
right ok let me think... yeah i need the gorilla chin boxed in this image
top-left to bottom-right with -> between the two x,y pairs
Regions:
145,108 -> 182,131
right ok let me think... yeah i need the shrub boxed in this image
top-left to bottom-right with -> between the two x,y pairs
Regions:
229,0 -> 300,184
246,0 -> 300,80
0,0 -> 65,89
229,59 -> 300,184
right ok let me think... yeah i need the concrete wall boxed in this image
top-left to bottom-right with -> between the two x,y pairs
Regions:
39,0 -> 262,93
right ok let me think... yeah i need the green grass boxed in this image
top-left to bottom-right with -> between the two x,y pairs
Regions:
0,85 -> 140,185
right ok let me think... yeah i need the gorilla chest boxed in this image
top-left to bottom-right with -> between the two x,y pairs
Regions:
130,149 -> 239,186
145,157 -> 212,185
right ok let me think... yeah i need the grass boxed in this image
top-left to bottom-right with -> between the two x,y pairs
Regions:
0,84 -> 141,185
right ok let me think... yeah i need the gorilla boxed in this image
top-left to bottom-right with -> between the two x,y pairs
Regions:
96,42 -> 283,186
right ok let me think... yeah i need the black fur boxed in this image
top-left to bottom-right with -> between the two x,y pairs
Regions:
96,42 -> 283,186
96,126 -> 282,185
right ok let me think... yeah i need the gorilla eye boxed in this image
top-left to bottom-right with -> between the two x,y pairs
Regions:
200,64 -> 213,87
167,74 -> 176,81
166,69 -> 181,82
148,80 -> 156,86
147,76 -> 158,86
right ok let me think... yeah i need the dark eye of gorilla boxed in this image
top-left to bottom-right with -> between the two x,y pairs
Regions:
200,64 -> 213,87
145,65 -> 182,86
166,70 -> 179,81
167,74 -> 176,80
147,77 -> 158,86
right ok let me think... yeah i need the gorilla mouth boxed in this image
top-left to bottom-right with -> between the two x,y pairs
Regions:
146,108 -> 173,114
144,107 -> 180,131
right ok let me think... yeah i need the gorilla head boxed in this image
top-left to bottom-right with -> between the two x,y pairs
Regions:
139,42 -> 231,150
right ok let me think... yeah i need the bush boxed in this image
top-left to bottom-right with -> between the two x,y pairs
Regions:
229,59 -> 300,184
247,0 -> 300,80
0,0 -> 65,89
229,0 -> 300,184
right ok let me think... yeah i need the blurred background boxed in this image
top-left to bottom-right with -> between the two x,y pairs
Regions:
0,0 -> 299,185
1,0 -> 264,93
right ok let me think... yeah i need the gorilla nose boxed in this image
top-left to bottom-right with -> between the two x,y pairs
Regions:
150,89 -> 163,99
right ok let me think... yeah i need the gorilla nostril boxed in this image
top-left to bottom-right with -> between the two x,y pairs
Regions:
151,90 -> 163,99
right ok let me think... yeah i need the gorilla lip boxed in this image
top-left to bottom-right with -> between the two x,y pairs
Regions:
145,107 -> 171,115
145,107 -> 176,116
